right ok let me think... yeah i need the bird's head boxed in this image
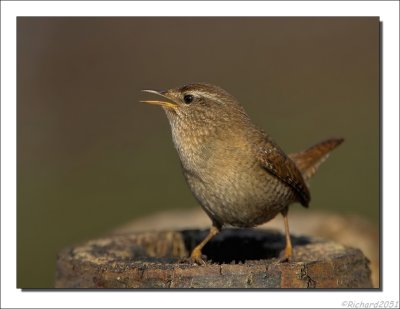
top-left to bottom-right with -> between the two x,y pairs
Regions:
141,83 -> 250,130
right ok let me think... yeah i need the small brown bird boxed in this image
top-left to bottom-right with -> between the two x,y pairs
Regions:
141,83 -> 343,264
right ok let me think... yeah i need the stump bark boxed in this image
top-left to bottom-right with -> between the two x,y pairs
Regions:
55,229 -> 372,288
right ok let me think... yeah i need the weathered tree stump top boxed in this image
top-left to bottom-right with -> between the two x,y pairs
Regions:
55,229 -> 372,288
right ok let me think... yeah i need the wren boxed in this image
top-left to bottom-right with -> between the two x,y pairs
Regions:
141,83 -> 343,264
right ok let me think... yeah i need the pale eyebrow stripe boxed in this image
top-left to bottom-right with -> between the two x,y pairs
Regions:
191,90 -> 222,102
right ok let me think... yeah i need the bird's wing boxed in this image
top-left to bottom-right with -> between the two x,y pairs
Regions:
256,141 -> 310,207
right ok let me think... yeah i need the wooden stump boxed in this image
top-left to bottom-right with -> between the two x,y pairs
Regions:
55,229 -> 372,288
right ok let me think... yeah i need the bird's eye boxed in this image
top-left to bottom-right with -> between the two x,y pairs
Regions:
183,94 -> 194,104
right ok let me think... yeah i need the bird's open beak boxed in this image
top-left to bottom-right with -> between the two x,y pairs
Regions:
140,90 -> 178,109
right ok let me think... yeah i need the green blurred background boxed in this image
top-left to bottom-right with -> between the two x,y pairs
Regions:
17,17 -> 379,288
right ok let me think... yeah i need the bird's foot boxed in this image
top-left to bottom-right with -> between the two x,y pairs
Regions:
278,255 -> 292,263
278,249 -> 293,263
190,248 -> 207,265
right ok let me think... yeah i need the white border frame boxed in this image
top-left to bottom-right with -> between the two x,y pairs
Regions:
1,1 -> 399,308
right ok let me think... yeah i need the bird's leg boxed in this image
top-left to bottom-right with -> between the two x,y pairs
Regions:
280,207 -> 293,262
190,224 -> 220,265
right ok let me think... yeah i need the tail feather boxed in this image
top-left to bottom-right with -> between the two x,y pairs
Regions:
289,138 -> 344,181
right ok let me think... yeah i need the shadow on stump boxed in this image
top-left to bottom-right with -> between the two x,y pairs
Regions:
182,229 -> 311,263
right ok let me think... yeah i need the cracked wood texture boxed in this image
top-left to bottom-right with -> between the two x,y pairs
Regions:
55,229 -> 372,288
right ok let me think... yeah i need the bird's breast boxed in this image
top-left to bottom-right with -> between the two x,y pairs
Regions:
168,123 -> 294,227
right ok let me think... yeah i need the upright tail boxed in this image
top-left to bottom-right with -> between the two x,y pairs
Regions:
289,138 -> 344,181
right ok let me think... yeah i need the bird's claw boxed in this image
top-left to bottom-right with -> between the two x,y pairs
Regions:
190,248 -> 207,265
278,255 -> 291,263
278,250 -> 293,263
